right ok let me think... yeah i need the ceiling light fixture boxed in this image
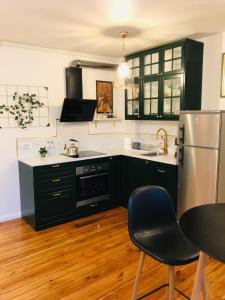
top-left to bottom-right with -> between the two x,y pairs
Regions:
114,31 -> 134,89
118,31 -> 130,78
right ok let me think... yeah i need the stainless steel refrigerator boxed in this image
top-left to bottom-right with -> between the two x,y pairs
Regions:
177,111 -> 225,217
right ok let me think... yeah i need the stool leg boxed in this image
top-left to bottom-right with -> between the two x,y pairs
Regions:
202,261 -> 208,300
167,265 -> 175,300
131,251 -> 145,300
191,251 -> 208,300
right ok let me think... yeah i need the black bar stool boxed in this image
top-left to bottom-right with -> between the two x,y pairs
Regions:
128,186 -> 201,300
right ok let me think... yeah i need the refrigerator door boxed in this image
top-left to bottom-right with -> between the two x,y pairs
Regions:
179,112 -> 220,148
177,145 -> 218,217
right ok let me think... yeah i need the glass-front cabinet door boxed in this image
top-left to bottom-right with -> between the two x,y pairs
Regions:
127,57 -> 140,78
162,74 -> 183,118
126,55 -> 141,119
142,77 -> 160,119
126,81 -> 140,118
163,44 -> 183,73
143,50 -> 160,77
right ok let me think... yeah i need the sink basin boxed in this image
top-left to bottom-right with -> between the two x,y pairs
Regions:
140,152 -> 164,157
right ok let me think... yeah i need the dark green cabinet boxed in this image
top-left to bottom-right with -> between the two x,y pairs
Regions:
19,156 -> 121,230
125,39 -> 203,120
19,155 -> 177,230
121,156 -> 177,209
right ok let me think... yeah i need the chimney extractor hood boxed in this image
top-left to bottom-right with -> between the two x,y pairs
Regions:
60,98 -> 97,122
60,67 -> 97,122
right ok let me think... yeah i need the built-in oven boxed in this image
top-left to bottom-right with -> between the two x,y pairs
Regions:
75,162 -> 110,208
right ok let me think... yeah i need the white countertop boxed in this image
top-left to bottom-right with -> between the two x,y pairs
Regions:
18,147 -> 177,167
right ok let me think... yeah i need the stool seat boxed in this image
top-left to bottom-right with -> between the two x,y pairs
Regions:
132,223 -> 198,266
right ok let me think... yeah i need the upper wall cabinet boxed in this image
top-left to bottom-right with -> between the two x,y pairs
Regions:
125,39 -> 204,120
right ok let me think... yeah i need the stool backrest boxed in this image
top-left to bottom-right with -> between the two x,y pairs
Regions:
128,186 -> 177,237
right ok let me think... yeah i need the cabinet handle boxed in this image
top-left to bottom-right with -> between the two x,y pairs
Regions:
145,160 -> 149,164
90,203 -> 98,207
157,169 -> 166,173
51,164 -> 60,168
52,178 -> 61,182
52,192 -> 62,197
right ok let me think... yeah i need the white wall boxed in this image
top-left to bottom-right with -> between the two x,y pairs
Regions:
198,34 -> 223,110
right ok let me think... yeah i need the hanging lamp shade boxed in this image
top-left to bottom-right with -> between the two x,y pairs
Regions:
114,31 -> 134,89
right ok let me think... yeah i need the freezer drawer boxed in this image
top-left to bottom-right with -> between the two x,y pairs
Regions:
179,112 -> 220,148
177,146 -> 218,217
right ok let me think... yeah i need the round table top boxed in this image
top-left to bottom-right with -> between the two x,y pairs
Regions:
180,203 -> 225,263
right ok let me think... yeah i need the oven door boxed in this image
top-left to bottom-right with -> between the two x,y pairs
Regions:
76,171 -> 110,207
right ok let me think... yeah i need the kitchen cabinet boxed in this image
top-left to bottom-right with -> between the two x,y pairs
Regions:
121,156 -> 177,209
19,161 -> 76,230
125,39 -> 203,120
19,156 -> 121,230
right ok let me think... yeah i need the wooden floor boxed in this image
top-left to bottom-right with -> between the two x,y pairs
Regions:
0,207 -> 224,300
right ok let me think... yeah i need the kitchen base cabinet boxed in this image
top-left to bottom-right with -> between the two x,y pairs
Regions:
121,156 -> 177,210
19,161 -> 76,230
121,156 -> 153,207
19,156 -> 121,231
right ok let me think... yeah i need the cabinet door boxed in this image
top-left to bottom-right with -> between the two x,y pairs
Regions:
142,77 -> 160,119
162,74 -> 183,119
125,79 -> 141,119
108,156 -> 121,205
125,55 -> 141,120
162,44 -> 183,74
37,188 -> 76,222
143,50 -> 161,77
151,162 -> 178,209
127,56 -> 140,78
121,157 -> 152,207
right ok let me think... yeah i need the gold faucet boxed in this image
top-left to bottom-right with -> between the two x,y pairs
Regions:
156,128 -> 168,155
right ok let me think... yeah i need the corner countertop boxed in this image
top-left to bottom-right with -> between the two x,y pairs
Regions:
18,147 -> 177,167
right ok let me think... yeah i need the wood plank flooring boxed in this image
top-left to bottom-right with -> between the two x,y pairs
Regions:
0,207 -> 224,299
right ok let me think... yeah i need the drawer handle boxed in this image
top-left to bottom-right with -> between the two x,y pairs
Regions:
52,178 -> 61,182
51,164 -> 60,168
52,192 -> 62,197
157,169 -> 166,173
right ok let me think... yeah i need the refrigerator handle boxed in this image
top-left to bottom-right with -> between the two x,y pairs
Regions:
179,147 -> 184,165
179,125 -> 185,144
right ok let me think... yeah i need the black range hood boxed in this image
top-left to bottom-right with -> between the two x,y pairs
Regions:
60,67 -> 97,122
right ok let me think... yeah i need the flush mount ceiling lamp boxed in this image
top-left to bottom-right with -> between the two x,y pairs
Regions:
114,31 -> 134,89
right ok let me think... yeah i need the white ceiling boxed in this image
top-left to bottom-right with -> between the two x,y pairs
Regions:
1,0 -> 225,57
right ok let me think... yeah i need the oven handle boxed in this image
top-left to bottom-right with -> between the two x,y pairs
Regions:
79,172 -> 109,180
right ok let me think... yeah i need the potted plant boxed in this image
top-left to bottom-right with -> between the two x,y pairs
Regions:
39,147 -> 48,158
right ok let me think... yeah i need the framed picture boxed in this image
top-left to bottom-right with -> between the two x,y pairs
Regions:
221,53 -> 225,97
96,80 -> 113,113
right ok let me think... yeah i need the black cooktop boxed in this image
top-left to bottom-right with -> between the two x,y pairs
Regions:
61,150 -> 106,158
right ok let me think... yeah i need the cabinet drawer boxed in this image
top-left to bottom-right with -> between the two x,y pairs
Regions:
34,162 -> 75,177
38,189 -> 75,221
36,174 -> 75,191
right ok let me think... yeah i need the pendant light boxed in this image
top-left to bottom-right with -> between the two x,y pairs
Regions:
118,31 -> 130,78
114,31 -> 134,89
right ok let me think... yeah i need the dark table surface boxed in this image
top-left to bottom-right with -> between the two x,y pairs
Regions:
180,203 -> 225,263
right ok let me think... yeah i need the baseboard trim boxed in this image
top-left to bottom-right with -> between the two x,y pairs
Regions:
0,212 -> 21,222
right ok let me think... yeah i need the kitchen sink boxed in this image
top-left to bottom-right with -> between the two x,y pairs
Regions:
139,152 -> 164,157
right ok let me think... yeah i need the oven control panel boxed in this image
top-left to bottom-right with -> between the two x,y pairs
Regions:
76,163 -> 109,176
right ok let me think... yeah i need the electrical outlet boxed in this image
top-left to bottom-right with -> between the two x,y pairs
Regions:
21,142 -> 33,150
